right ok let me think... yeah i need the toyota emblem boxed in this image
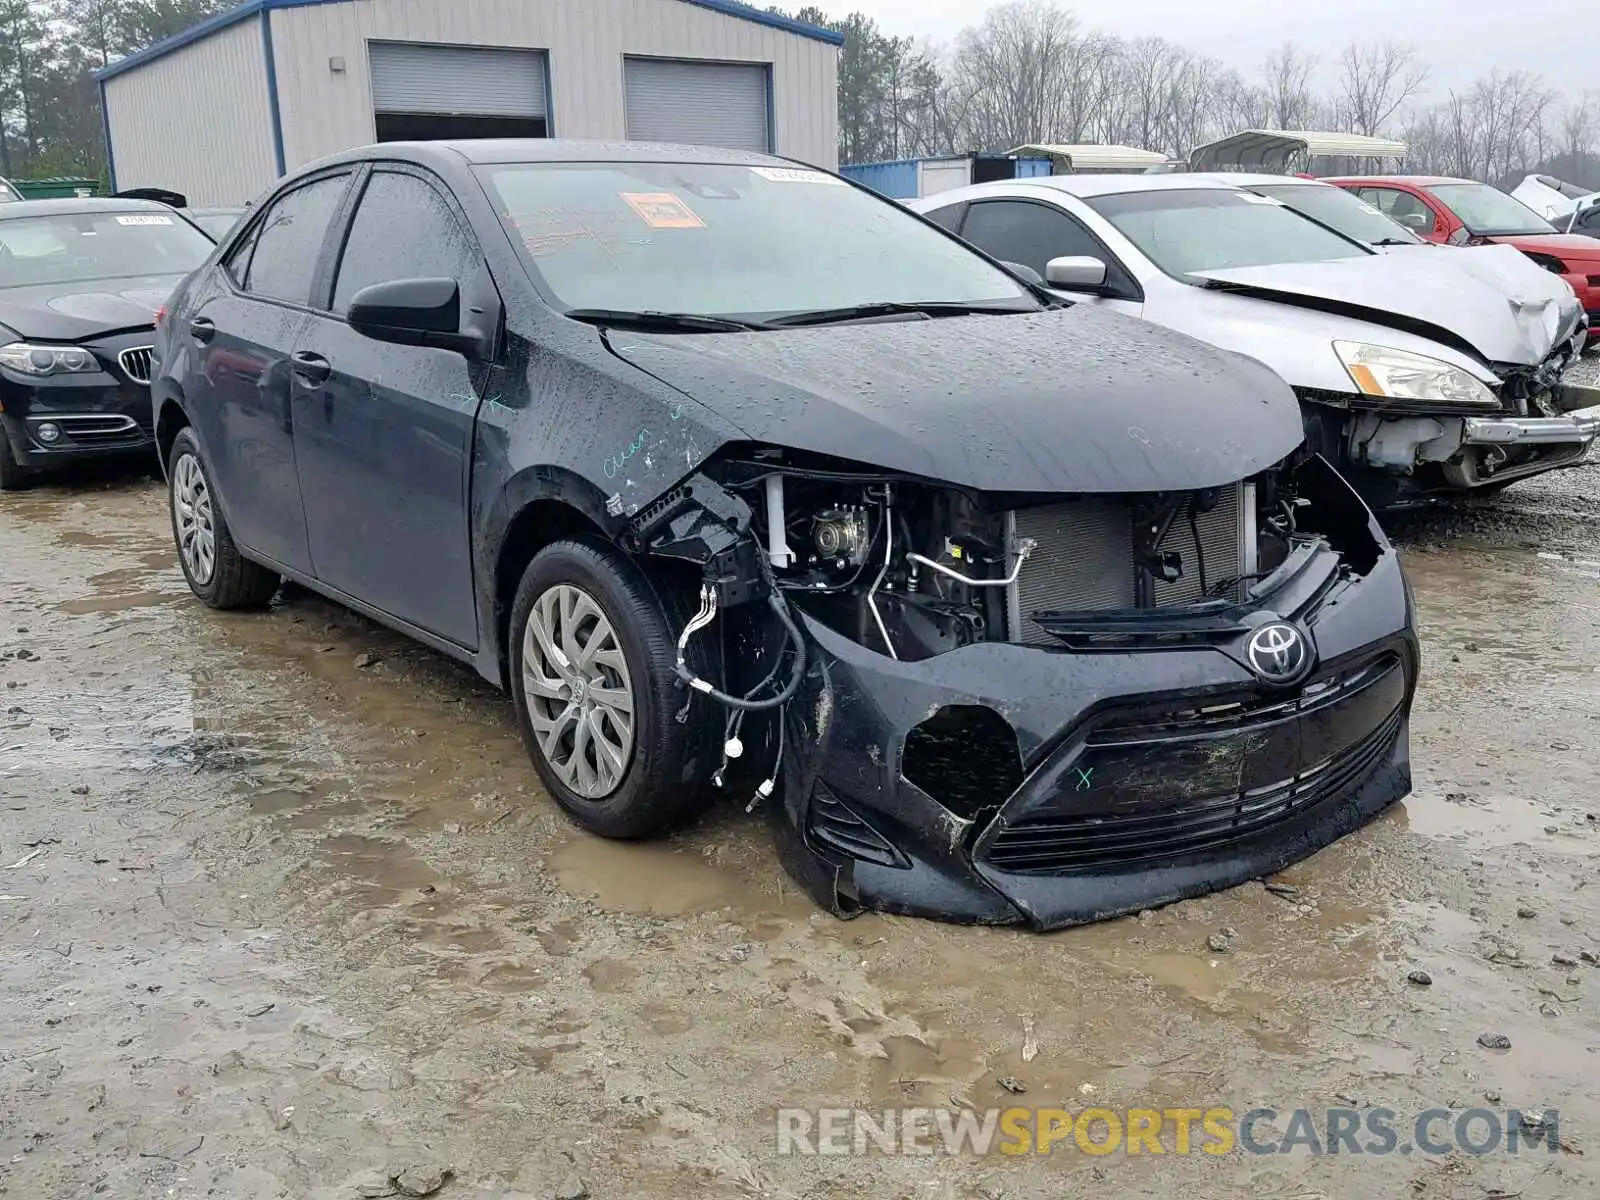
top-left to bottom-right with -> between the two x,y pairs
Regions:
1246,622 -> 1311,686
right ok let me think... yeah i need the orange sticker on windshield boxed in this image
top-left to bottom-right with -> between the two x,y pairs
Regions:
621,192 -> 706,229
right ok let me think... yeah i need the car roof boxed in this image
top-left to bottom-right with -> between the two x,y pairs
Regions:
1321,175 -> 1475,188
1191,172 -> 1343,189
0,196 -> 178,221
310,138 -> 793,173
992,173 -> 1244,200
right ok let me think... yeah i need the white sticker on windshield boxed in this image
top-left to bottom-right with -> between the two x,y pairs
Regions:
751,167 -> 846,186
1356,201 -> 1384,216
114,214 -> 174,226
1237,193 -> 1285,205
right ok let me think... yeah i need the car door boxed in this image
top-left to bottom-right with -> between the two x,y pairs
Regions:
289,165 -> 494,647
955,198 -> 1144,314
187,171 -> 352,572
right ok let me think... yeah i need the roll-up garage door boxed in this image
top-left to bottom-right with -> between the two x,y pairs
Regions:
369,42 -> 548,118
623,58 -> 770,153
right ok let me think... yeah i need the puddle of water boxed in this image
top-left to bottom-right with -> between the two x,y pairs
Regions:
551,835 -> 757,917
315,833 -> 443,904
55,590 -> 188,615
582,958 -> 640,993
1402,790 -> 1591,849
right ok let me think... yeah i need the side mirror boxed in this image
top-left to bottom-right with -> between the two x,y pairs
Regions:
347,277 -> 487,357
1044,254 -> 1109,290
1397,212 -> 1429,230
999,259 -> 1043,285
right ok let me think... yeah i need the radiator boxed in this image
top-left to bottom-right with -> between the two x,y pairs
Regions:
1005,485 -> 1251,645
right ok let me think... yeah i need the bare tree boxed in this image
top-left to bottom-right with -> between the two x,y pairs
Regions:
1261,42 -> 1318,130
1335,41 -> 1429,136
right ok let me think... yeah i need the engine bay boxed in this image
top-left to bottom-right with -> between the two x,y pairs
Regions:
638,449 -> 1360,665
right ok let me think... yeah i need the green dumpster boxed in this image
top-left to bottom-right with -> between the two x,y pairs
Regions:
13,177 -> 101,200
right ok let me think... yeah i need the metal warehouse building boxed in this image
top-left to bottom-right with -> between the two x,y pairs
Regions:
96,0 -> 842,206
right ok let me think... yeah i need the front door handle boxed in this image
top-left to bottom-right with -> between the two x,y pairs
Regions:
189,317 -> 215,343
291,351 -> 331,385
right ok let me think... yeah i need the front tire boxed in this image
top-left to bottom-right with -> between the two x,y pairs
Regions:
509,536 -> 715,839
167,428 -> 278,608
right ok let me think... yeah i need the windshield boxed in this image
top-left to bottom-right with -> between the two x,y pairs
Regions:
0,209 -> 213,288
481,160 -> 1035,320
188,211 -> 241,238
1248,183 -> 1422,245
1536,175 -> 1590,201
1430,183 -> 1554,236
1087,188 -> 1370,277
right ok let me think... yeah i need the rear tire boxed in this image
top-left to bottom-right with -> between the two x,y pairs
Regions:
167,428 -> 279,608
0,440 -> 30,492
509,536 -> 716,839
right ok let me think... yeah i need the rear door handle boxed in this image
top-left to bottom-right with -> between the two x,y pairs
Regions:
291,351 -> 331,385
189,317 -> 215,343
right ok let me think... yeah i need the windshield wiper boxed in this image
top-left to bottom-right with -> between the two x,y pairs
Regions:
1371,237 -> 1418,247
765,301 -> 1032,328
562,308 -> 769,333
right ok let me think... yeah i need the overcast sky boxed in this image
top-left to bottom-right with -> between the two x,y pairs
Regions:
807,0 -> 1588,102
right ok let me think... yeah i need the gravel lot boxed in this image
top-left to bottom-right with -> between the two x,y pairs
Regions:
2,435 -> 1598,1198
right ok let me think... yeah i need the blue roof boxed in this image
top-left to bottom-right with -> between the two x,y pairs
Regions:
95,0 -> 842,81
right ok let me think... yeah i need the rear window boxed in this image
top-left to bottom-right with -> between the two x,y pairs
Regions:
0,209 -> 213,288
0,180 -> 19,203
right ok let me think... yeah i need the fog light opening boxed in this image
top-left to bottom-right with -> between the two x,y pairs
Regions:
902,704 -> 1023,822
35,422 -> 62,444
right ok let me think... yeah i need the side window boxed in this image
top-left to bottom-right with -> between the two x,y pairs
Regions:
223,220 -> 262,286
960,200 -> 1106,279
1360,187 -> 1436,236
332,171 -> 480,314
240,174 -> 350,304
1383,190 -> 1436,236
921,202 -> 966,233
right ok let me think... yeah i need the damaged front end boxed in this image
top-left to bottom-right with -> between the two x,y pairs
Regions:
1312,335 -> 1600,505
628,444 -> 1418,930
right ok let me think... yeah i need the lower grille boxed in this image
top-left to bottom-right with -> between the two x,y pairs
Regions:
1005,485 -> 1247,645
982,651 -> 1405,875
118,346 -> 153,385
986,708 -> 1403,875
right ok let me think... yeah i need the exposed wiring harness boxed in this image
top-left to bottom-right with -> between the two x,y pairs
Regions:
673,558 -> 808,813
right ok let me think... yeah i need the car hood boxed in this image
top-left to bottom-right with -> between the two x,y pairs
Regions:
603,305 -> 1304,494
0,274 -> 184,341
1489,232 -> 1600,263
1190,248 -> 1581,365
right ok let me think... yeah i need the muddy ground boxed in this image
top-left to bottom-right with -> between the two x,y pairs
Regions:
2,453 -> 1599,1200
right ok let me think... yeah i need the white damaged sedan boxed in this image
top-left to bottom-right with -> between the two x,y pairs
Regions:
914,174 -> 1597,507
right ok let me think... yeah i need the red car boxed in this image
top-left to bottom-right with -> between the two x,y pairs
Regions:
1325,175 -> 1600,334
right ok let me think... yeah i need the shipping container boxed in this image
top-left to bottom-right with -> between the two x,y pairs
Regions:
840,154 -> 1053,200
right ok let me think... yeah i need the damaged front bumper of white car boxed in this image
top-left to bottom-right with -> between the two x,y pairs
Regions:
1343,379 -> 1600,501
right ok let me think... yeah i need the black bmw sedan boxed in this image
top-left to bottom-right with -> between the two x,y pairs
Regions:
0,198 -> 214,490
151,139 -> 1419,928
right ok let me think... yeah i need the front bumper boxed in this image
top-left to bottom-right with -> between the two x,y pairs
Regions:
1461,404 -> 1600,446
0,343 -> 155,469
771,536 -> 1418,930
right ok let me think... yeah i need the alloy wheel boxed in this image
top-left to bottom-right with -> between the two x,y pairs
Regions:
522,583 -> 636,799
